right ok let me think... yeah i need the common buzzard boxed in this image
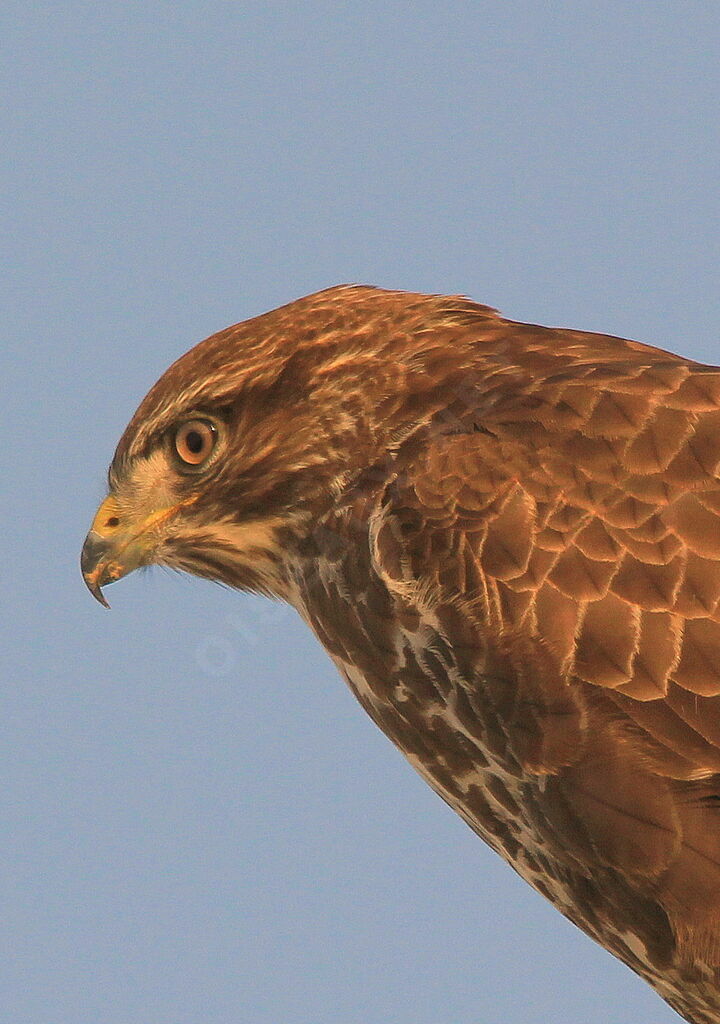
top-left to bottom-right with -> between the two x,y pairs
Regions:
82,286 -> 720,1023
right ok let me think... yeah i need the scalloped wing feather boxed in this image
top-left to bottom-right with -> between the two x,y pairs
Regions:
370,358 -> 720,972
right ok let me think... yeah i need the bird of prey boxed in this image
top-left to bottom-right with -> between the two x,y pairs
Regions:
82,286 -> 720,1023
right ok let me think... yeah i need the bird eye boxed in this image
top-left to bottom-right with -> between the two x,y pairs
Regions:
173,418 -> 218,468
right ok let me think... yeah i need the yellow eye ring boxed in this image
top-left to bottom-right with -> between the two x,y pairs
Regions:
173,418 -> 218,468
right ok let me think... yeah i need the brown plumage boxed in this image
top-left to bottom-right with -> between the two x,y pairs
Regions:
82,286 -> 720,1022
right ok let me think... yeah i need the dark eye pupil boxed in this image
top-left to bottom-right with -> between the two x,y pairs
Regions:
186,430 -> 204,454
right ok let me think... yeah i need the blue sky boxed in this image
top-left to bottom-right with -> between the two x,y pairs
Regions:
3,4 -> 719,1022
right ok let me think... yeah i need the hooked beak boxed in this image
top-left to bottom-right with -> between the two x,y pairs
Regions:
81,492 -> 198,606
80,494 -> 149,607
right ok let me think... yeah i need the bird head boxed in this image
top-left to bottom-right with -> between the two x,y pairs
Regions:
81,285 -> 495,606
